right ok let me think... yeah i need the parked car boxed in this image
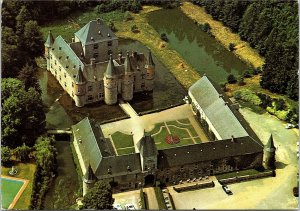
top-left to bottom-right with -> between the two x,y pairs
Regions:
285,123 -> 296,129
222,185 -> 233,195
113,204 -> 123,210
124,204 -> 135,210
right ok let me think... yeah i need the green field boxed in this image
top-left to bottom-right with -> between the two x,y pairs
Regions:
149,118 -> 202,149
111,131 -> 135,155
1,178 -> 24,209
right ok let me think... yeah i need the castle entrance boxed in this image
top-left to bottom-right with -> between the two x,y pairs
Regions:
144,174 -> 155,187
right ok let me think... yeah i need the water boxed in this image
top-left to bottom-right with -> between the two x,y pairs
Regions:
147,8 -> 250,83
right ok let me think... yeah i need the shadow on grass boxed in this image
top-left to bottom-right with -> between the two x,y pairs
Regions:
275,161 -> 287,170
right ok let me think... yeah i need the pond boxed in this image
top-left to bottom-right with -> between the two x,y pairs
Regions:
147,8 -> 250,83
37,38 -> 187,129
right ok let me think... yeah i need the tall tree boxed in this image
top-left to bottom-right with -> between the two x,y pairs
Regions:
17,64 -> 41,92
23,21 -> 44,58
82,181 -> 114,210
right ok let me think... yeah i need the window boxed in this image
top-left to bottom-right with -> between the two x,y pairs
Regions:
50,64 -> 53,68
55,60 -> 57,65
88,95 -> 93,101
72,92 -> 74,97
88,86 -> 93,91
99,92 -> 103,98
59,66 -> 61,71
107,49 -> 112,55
141,82 -> 145,88
142,74 -> 145,79
107,41 -> 112,46
54,70 -> 57,75
64,82 -> 67,87
93,53 -> 98,58
99,82 -> 102,88
93,44 -> 98,49
64,73 -> 66,78
59,76 -> 61,81
50,54 -> 52,59
72,82 -> 74,87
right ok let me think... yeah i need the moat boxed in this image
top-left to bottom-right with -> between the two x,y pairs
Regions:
147,8 -> 250,83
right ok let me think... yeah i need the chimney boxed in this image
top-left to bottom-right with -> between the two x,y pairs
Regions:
118,52 -> 122,62
90,58 -> 96,65
91,36 -> 94,41
98,30 -> 101,35
231,135 -> 235,143
72,37 -> 75,43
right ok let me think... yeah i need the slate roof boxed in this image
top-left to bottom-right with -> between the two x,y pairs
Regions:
75,65 -> 85,84
45,30 -> 55,47
105,55 -> 117,78
72,117 -> 116,177
137,134 -> 158,157
157,136 -> 263,169
124,52 -> 134,73
188,76 -> 261,143
146,50 -> 155,66
51,36 -> 84,78
74,19 -> 117,45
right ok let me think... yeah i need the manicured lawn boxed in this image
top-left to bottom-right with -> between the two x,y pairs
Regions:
194,137 -> 202,144
111,131 -> 134,155
1,162 -> 36,210
216,169 -> 260,180
1,178 -> 24,209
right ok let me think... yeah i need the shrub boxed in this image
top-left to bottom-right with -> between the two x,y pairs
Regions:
253,67 -> 262,75
243,70 -> 252,78
108,21 -> 117,32
14,143 -> 32,162
1,146 -> 11,166
227,74 -> 237,84
160,33 -> 168,42
124,11 -> 133,21
229,43 -> 235,51
238,76 -> 246,86
233,89 -> 261,106
201,22 -> 211,33
131,25 -> 139,33
257,93 -> 272,108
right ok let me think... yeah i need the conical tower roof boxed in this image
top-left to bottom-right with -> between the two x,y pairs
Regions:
137,132 -> 158,157
124,51 -> 134,73
146,50 -> 155,66
265,134 -> 276,152
83,163 -> 97,183
45,30 -> 55,47
105,55 -> 117,78
75,65 -> 85,84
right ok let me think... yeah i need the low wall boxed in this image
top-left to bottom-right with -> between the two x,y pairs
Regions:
173,181 -> 215,193
138,102 -> 185,116
219,170 -> 275,185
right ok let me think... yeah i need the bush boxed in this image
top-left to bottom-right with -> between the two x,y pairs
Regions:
200,22 -> 211,33
227,74 -> 237,84
238,76 -> 246,86
229,43 -> 235,51
131,25 -> 139,33
108,21 -> 117,32
1,146 -> 11,166
14,143 -> 32,162
233,89 -> 262,106
160,33 -> 168,42
253,67 -> 262,75
124,11 -> 133,21
243,70 -> 252,78
257,93 -> 272,109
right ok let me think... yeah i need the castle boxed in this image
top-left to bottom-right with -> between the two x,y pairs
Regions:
72,76 -> 276,195
44,18 -> 155,107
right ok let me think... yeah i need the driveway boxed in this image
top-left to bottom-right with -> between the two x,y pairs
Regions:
113,189 -> 141,210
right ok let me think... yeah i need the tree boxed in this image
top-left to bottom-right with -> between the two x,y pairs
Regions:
1,146 -> 12,166
82,181 -> 114,210
16,5 -> 32,35
227,74 -> 237,84
1,78 -> 46,148
14,143 -> 32,162
124,11 -> 133,21
18,64 -> 41,92
22,21 -> 44,58
34,136 -> 57,173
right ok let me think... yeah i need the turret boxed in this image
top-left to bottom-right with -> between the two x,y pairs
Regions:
263,134 -> 276,170
122,51 -> 134,101
82,163 -> 97,196
104,55 -> 118,105
44,30 -> 55,70
74,65 -> 86,107
144,50 -> 155,91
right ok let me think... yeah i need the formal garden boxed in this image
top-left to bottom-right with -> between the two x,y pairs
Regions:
111,131 -> 135,155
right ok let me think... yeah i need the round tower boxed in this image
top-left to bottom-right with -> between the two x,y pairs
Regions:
82,164 -> 97,196
44,30 -> 55,70
104,55 -> 118,105
74,65 -> 86,107
263,134 -> 276,170
144,50 -> 155,91
122,52 -> 134,101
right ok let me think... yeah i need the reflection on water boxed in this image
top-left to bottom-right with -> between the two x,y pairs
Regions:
119,39 -> 187,114
37,39 -> 187,128
147,8 -> 250,83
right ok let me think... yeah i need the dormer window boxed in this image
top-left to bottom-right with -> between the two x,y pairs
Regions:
59,46 -> 62,50
107,41 -> 112,46
91,36 -> 94,41
94,44 -> 98,49
107,33 -> 110,37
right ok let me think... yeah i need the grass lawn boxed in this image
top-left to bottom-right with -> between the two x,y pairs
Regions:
150,118 -> 202,149
111,131 -> 135,155
216,169 -> 260,180
1,162 -> 36,210
1,178 -> 24,209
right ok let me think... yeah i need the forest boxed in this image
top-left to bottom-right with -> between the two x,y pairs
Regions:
191,0 -> 299,100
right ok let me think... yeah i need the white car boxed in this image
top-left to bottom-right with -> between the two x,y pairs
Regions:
124,204 -> 135,210
285,123 -> 295,129
113,204 -> 123,210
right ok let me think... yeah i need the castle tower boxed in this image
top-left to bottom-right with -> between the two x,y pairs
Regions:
74,65 -> 86,107
144,50 -> 155,91
122,51 -> 134,101
263,134 -> 276,169
104,55 -> 118,105
44,30 -> 55,70
82,163 -> 97,196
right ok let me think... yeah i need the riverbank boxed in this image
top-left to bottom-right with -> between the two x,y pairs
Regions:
114,6 -> 200,89
180,2 -> 264,69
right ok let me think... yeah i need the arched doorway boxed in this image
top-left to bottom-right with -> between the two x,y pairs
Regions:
144,174 -> 155,187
